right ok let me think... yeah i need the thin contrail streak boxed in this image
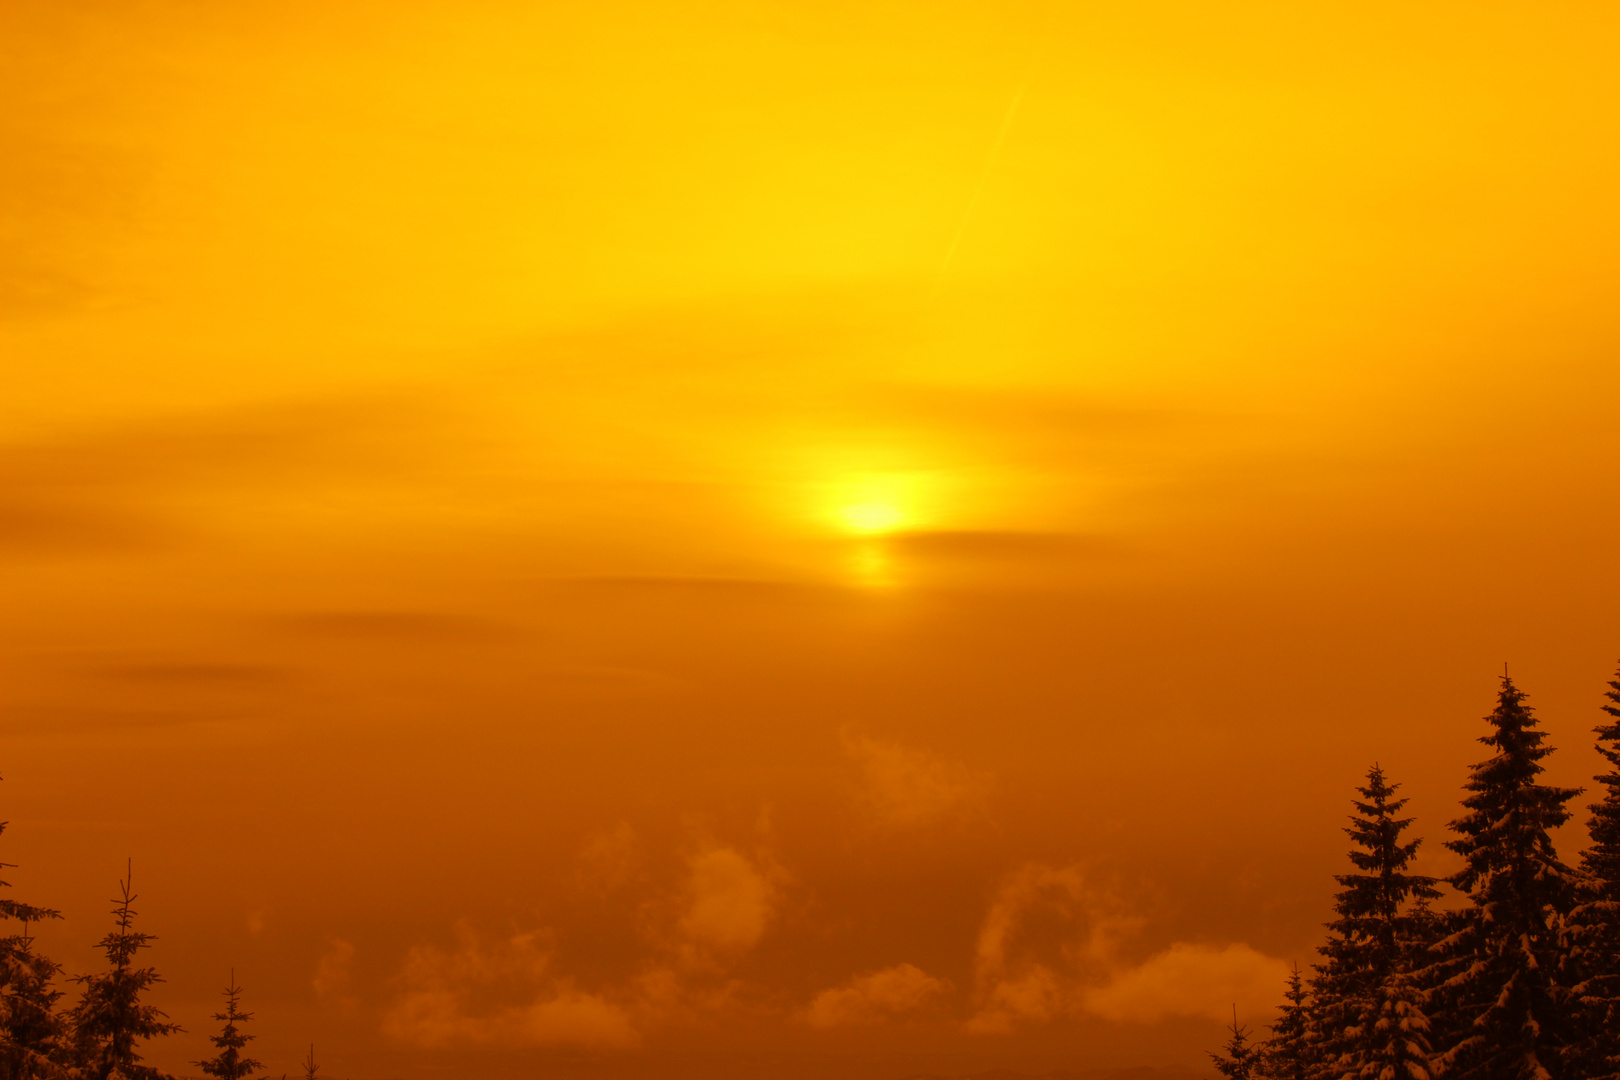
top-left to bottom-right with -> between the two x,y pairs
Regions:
931,74 -> 1034,293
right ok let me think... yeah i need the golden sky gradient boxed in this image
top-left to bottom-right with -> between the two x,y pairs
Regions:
5,1 -> 1620,1077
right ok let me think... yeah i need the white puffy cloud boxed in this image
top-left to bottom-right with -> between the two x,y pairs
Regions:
965,863 -> 1286,1033
803,963 -> 951,1028
677,845 -> 777,953
1080,942 -> 1289,1024
381,923 -> 638,1050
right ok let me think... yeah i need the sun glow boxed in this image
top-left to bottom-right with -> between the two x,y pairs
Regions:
827,472 -> 933,535
840,500 -> 906,534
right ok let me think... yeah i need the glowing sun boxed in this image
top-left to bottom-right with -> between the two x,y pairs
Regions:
827,471 -> 931,535
839,499 -> 906,534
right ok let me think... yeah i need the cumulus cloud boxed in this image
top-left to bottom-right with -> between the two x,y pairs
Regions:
677,845 -> 777,954
966,864 -> 1119,1034
802,963 -> 950,1028
965,863 -> 1285,1033
1080,942 -> 1289,1024
381,923 -> 638,1050
965,965 -> 1065,1034
844,733 -> 985,828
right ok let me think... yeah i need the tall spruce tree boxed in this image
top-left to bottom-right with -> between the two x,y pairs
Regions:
195,976 -> 263,1080
1437,675 -> 1581,1080
1259,965 -> 1311,1080
1563,662 -> 1620,1080
71,865 -> 180,1080
1310,765 -> 1440,1080
0,814 -> 74,1080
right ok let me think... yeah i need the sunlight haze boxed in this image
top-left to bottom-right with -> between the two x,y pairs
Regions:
4,1 -> 1620,1078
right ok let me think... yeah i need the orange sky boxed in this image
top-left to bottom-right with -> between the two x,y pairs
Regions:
5,1 -> 1620,1077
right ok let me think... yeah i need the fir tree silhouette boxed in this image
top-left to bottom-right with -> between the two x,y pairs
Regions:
1310,765 -> 1440,1080
1564,661 -> 1620,1080
1209,1008 -> 1261,1080
1258,964 -> 1311,1080
0,918 -> 75,1080
194,975 -> 263,1080
71,863 -> 180,1080
1436,675 -> 1581,1080
0,805 -> 74,1080
300,1043 -> 319,1080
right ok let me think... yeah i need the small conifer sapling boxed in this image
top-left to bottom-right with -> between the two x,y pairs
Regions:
195,975 -> 263,1080
1260,964 -> 1312,1080
1210,1007 -> 1261,1080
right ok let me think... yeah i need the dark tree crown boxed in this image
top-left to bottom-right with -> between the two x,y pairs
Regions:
0,806 -> 73,1080
71,867 -> 180,1080
1446,678 -> 1580,894
194,976 -> 263,1080
1312,764 -> 1442,1080
1437,676 -> 1582,1080
1210,1010 -> 1260,1080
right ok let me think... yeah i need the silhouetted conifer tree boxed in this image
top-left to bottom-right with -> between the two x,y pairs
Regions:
195,976 -> 263,1080
300,1044 -> 319,1080
1563,662 -> 1620,1080
1310,765 -> 1440,1080
1435,676 -> 1581,1080
1259,964 -> 1312,1080
0,813 -> 74,1079
71,865 -> 180,1080
1211,1009 -> 1261,1080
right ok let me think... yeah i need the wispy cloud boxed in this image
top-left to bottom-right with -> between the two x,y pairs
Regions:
844,733 -> 986,829
575,821 -> 640,897
313,937 -> 358,1010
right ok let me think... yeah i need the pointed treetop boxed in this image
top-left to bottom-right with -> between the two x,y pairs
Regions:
1438,675 -> 1583,1080
71,861 -> 182,1080
1208,1006 -> 1260,1080
1260,964 -> 1311,1080
195,974 -> 263,1080
1447,676 -> 1581,895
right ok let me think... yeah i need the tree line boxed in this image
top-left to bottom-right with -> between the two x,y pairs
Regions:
1210,668 -> 1620,1080
0,846 -> 324,1079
